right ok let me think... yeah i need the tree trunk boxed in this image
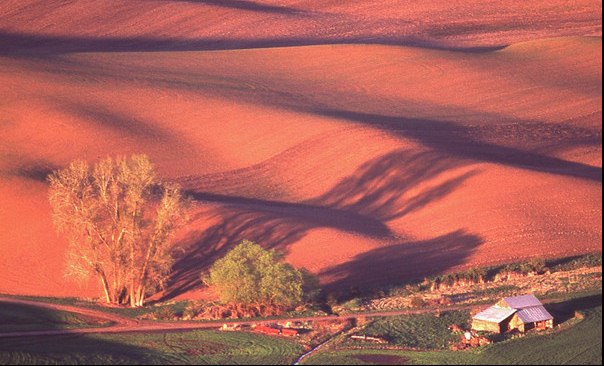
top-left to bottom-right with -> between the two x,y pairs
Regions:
131,238 -> 155,308
129,283 -> 145,308
98,270 -> 112,304
136,287 -> 145,307
129,285 -> 137,308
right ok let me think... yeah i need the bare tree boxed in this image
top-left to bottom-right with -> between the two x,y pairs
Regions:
48,154 -> 188,307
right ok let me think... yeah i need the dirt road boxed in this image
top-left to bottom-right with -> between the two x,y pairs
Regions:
0,296 -> 477,338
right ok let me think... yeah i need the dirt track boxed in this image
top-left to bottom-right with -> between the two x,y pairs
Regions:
0,296 -> 481,339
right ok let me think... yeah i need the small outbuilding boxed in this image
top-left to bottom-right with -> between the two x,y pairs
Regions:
471,305 -> 516,333
472,294 -> 554,334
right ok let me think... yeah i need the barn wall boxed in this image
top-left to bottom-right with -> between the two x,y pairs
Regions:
509,314 -> 527,332
471,319 -> 502,333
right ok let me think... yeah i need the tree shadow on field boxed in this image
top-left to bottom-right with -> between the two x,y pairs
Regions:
10,163 -> 58,183
312,150 -> 481,221
164,150 -> 481,299
54,101 -> 181,143
320,230 -> 483,292
0,301 -> 164,364
0,30 -> 506,56
546,294 -> 603,325
166,0 -> 308,16
311,109 -> 603,183
14,49 -> 598,184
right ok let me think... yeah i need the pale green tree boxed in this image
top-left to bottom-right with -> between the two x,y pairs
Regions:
207,240 -> 305,307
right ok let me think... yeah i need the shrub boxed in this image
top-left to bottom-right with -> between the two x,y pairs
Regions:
549,254 -> 601,272
326,293 -> 340,311
504,258 -> 548,275
207,240 -> 309,308
410,296 -> 427,308
183,301 -> 206,320
153,306 -> 176,320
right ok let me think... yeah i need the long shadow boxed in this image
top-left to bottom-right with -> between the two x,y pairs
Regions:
313,109 -> 602,183
546,294 -> 603,325
8,162 -> 58,183
1,0 -> 601,56
320,230 -> 483,291
54,101 -> 179,143
0,30 -> 507,56
165,208 -> 313,299
166,203 -> 384,299
0,302 -> 103,333
48,100 -> 198,154
313,150 -> 480,221
164,150 -> 478,299
187,192 -> 392,237
0,302 -> 164,364
18,51 -> 599,185
168,0 -> 308,15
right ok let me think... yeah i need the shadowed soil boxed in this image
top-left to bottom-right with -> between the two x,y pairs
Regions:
355,354 -> 409,365
0,0 -> 601,300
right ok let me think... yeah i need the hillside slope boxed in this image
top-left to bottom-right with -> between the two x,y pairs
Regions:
0,1 -> 601,298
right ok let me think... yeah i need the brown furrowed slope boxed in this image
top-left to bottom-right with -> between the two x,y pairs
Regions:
0,1 -> 601,299
0,0 -> 601,53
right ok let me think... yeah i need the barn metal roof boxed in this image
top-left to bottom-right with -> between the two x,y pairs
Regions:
473,306 -> 516,323
516,306 -> 554,323
502,294 -> 543,309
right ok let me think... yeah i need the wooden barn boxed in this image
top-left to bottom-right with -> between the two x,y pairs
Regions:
471,306 -> 516,333
472,294 -> 554,334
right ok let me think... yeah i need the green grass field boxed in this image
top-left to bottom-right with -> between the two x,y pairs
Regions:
0,302 -> 110,332
354,311 -> 470,350
1,291 -> 600,364
1,296 -> 303,364
0,294 -> 191,319
303,294 -> 602,365
0,330 -> 304,365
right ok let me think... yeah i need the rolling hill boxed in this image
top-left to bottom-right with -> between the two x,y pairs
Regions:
0,0 -> 601,299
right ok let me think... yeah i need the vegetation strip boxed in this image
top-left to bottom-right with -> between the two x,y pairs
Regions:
0,296 -> 136,327
0,296 -> 480,338
0,295 -> 580,337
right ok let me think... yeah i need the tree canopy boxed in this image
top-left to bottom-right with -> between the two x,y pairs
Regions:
48,154 -> 188,307
207,241 -> 305,308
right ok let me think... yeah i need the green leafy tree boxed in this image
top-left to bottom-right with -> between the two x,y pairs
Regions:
48,154 -> 188,307
207,240 -> 306,307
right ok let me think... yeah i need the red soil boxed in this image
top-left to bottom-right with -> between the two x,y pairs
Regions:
0,1 -> 601,299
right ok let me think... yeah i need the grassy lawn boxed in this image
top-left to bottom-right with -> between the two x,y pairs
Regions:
301,349 -> 472,365
0,294 -> 189,319
303,294 -> 602,365
0,302 -> 111,332
0,330 -> 304,365
475,304 -> 602,365
0,299 -> 304,364
353,311 -> 470,350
